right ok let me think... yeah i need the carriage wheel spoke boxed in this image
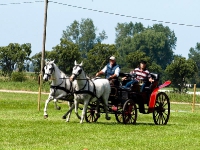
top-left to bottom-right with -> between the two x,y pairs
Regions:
153,92 -> 170,125
123,99 -> 137,124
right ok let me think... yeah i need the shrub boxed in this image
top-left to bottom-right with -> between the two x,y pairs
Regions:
11,72 -> 27,82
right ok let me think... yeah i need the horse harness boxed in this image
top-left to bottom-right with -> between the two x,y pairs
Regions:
44,63 -> 74,99
50,78 -> 73,99
72,65 -> 99,100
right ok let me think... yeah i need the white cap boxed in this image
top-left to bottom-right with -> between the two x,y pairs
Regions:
109,56 -> 116,60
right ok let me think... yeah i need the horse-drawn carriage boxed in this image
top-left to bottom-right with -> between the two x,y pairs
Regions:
43,60 -> 171,125
85,72 -> 171,125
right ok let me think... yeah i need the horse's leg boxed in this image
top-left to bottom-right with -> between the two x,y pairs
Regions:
53,99 -> 61,110
44,96 -> 53,118
80,100 -> 89,123
95,100 -> 100,118
62,102 -> 75,122
74,99 -> 81,120
102,94 -> 111,120
66,102 -> 75,122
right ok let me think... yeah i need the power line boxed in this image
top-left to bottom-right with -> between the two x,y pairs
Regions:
0,1 -> 44,5
1,0 -> 200,28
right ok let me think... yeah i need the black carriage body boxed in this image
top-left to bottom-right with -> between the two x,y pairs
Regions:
85,73 -> 171,125
120,73 -> 171,125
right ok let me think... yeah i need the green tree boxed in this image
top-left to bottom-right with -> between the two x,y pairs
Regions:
115,22 -> 144,67
132,24 -> 176,69
188,42 -> 200,86
115,23 -> 177,70
62,18 -> 108,57
15,43 -> 32,72
49,39 -> 81,74
0,43 -> 31,77
115,22 -> 144,48
0,46 -> 15,77
31,51 -> 51,74
165,56 -> 197,93
126,50 -> 151,69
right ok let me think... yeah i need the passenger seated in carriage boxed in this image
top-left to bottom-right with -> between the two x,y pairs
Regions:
122,60 -> 154,92
95,56 -> 120,86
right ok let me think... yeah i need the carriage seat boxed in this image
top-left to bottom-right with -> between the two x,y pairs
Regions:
150,73 -> 159,81
144,73 -> 159,92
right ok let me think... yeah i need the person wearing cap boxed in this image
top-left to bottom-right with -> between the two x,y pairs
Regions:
95,56 -> 120,86
122,60 -> 154,91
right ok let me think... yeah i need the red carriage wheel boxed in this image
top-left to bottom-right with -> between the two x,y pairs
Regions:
114,104 -> 123,123
153,92 -> 170,125
122,99 -> 137,124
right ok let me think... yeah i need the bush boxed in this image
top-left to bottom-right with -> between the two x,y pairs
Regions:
11,72 -> 27,82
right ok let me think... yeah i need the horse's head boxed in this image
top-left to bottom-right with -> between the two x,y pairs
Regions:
70,60 -> 83,81
43,60 -> 55,81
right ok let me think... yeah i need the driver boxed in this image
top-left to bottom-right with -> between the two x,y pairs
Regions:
122,60 -> 154,92
95,56 -> 120,86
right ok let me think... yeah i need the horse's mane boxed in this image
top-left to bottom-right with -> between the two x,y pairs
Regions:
50,62 -> 68,77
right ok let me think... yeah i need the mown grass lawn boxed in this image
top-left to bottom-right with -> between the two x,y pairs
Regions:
1,92 -> 200,150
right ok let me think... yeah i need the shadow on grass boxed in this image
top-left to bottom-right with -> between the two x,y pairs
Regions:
66,121 -> 175,126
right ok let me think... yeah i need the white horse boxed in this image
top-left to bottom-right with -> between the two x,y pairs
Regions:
43,60 -> 74,122
69,60 -> 111,123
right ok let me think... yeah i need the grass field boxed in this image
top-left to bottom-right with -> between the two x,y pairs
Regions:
1,92 -> 200,150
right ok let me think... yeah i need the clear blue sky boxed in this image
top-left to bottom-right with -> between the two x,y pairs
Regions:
1,0 -> 200,58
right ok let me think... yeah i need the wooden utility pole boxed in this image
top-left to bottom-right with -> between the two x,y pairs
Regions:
38,0 -> 48,111
192,84 -> 196,112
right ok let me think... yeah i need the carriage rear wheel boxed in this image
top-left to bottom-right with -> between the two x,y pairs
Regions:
114,104 -> 123,123
85,103 -> 99,123
122,99 -> 137,124
153,92 -> 170,125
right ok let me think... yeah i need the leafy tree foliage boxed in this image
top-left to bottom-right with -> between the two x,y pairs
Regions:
31,51 -> 51,75
32,39 -> 80,75
62,18 -> 107,57
132,24 -> 176,69
83,43 -> 118,76
165,56 -> 197,93
188,42 -> 200,86
126,50 -> 151,69
48,39 -> 81,74
15,43 -> 32,72
115,22 -> 144,67
115,22 -> 144,48
0,46 -> 14,77
115,23 -> 177,70
0,43 -> 31,77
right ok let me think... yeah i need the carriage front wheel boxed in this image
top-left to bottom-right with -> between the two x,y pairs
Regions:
122,99 -> 137,124
153,92 -> 170,125
85,103 -> 99,123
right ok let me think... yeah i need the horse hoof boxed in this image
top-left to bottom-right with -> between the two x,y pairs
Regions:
44,115 -> 48,119
56,106 -> 61,110
96,113 -> 100,118
106,116 -> 111,120
62,116 -> 66,119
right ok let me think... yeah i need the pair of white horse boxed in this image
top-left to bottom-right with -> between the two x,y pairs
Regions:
43,60 -> 111,123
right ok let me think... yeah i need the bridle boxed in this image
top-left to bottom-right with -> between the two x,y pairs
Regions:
72,65 -> 83,79
43,63 -> 55,79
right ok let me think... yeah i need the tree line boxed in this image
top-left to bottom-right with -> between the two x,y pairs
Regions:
0,18 -> 199,92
